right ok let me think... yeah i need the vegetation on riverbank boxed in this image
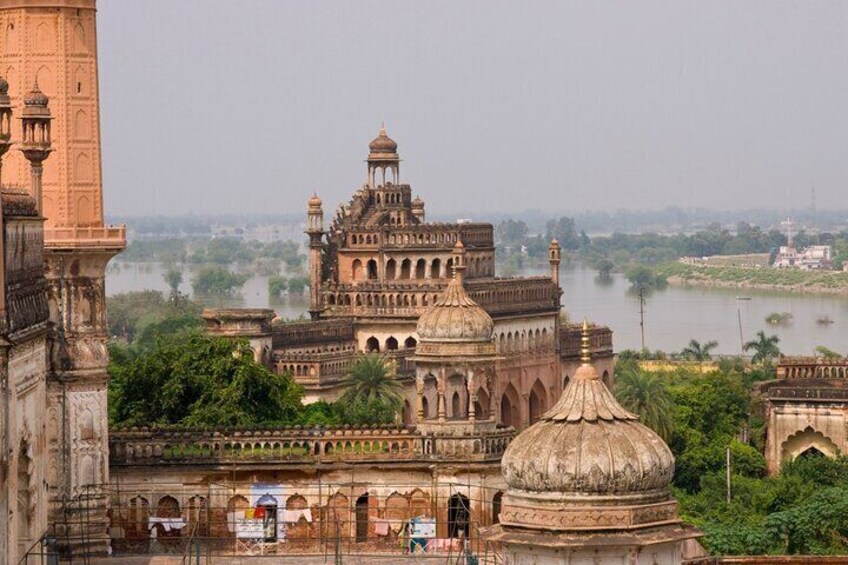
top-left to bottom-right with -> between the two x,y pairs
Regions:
655,262 -> 848,294
614,358 -> 848,555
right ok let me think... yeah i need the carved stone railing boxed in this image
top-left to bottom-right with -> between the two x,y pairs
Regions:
765,386 -> 848,402
467,277 -> 560,316
560,324 -> 614,359
777,357 -> 848,379
109,423 -> 513,467
272,318 -> 355,349
44,225 -> 126,247
345,223 -> 494,250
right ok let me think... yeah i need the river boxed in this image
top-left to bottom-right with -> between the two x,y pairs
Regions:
107,261 -> 848,356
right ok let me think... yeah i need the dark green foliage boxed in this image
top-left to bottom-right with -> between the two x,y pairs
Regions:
110,334 -> 303,428
613,363 -> 673,440
192,266 -> 250,295
107,291 -> 202,342
625,264 -> 667,289
649,356 -> 848,555
336,354 -> 403,425
743,331 -> 781,365
268,276 -> 288,297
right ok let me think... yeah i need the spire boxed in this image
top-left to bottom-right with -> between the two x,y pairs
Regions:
580,318 -> 591,364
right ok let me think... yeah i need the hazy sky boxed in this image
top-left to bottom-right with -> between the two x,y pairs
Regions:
98,1 -> 848,218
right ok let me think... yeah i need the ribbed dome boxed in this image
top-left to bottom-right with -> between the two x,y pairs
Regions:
416,275 -> 493,343
24,84 -> 48,107
502,361 -> 674,497
369,125 -> 398,154
308,193 -> 322,207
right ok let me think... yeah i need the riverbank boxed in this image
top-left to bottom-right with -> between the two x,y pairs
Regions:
656,262 -> 848,296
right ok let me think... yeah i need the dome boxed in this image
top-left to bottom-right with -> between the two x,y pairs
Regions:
24,84 -> 48,107
497,322 -> 677,531
308,193 -> 322,207
416,274 -> 493,343
412,196 -> 424,208
368,125 -> 398,155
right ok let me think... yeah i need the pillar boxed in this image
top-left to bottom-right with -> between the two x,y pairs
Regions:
416,374 -> 425,420
467,369 -> 476,423
437,368 -> 446,423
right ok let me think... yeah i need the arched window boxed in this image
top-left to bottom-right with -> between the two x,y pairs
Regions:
352,259 -> 362,281
400,259 -> 411,279
422,396 -> 430,419
367,259 -> 378,280
365,336 -> 380,352
404,336 -> 417,349
451,391 -> 461,419
528,379 -> 547,424
492,492 -> 503,524
431,258 -> 441,279
355,494 -> 369,542
386,337 -> 398,351
415,259 -> 426,279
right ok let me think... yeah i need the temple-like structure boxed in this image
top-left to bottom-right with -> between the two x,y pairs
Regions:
206,126 -> 615,430
484,323 -> 704,564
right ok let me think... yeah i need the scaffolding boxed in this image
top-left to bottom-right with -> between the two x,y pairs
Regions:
22,480 -> 505,564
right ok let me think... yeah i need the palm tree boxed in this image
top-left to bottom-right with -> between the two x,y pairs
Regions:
743,331 -> 781,365
613,366 -> 673,441
680,339 -> 719,362
339,354 -> 404,408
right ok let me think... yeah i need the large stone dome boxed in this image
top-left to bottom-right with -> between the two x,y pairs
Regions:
501,364 -> 673,496
497,323 -> 678,532
416,274 -> 493,344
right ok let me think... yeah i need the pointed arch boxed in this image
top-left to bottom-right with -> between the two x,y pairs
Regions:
74,108 -> 90,139
500,383 -> 520,427
781,426 -> 839,463
75,152 -> 92,182
528,379 -> 547,424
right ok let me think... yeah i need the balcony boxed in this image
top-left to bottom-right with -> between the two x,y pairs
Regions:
44,225 -> 126,249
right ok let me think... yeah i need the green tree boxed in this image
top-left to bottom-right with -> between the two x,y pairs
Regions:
192,266 -> 250,295
625,264 -> 666,289
268,276 -> 288,298
337,354 -> 403,425
613,364 -> 673,441
164,268 -> 183,302
110,333 -> 303,428
595,258 -> 615,281
680,339 -> 719,362
743,331 -> 781,365
815,345 -> 842,360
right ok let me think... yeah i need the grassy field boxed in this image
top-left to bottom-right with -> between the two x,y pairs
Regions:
656,262 -> 848,294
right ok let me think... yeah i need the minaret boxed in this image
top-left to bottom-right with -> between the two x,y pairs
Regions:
19,83 -> 52,214
366,124 -> 400,188
306,193 -> 324,320
548,238 -> 561,287
0,75 -> 13,185
411,196 -> 425,223
0,0 -> 125,555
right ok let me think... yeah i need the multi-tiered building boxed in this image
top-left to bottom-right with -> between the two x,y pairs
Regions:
207,127 -> 614,430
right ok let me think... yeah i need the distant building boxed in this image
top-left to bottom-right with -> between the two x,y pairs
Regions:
679,253 -> 770,268
773,245 -> 832,270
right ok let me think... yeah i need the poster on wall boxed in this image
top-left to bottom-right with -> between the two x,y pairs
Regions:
227,483 -> 285,540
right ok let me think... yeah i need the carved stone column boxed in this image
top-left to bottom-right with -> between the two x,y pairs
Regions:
437,368 -> 446,423
467,368 -> 476,423
416,374 -> 425,420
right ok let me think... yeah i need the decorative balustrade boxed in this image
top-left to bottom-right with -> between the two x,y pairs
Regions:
109,423 -> 513,467
44,225 -> 126,247
765,385 -> 848,402
560,324 -> 614,359
272,318 -> 355,348
777,357 -> 848,379
345,223 -> 494,249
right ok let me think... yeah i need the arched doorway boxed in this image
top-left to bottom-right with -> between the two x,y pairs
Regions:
528,379 -> 547,424
492,491 -> 503,525
448,494 -> 469,538
355,493 -> 369,542
404,336 -> 417,349
367,260 -> 378,280
386,259 -> 396,279
500,384 -> 520,427
386,337 -> 398,351
475,387 -> 490,420
451,391 -> 461,419
365,337 -> 380,352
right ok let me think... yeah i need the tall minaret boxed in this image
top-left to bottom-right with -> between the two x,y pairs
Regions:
0,0 -> 124,556
306,194 -> 324,320
548,238 -> 561,287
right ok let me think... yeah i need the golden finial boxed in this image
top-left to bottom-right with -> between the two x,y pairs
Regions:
580,318 -> 591,364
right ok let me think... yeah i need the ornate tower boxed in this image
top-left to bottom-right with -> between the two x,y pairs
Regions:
19,83 -> 51,214
548,238 -> 561,287
306,193 -> 324,320
366,124 -> 400,187
0,0 -> 125,554
0,75 -> 13,182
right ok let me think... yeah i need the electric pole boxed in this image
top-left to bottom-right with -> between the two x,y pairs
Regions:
638,286 -> 646,351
